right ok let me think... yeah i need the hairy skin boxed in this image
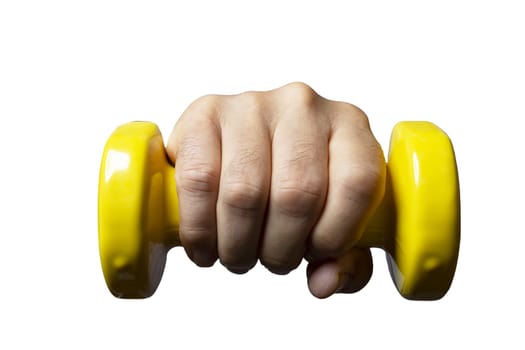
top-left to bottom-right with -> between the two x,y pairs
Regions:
167,82 -> 385,298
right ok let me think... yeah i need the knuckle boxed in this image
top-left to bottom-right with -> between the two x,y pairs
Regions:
223,91 -> 266,124
337,165 -> 383,204
189,94 -> 222,116
334,102 -> 375,134
272,167 -> 326,217
175,94 -> 222,131
272,143 -> 325,218
353,110 -> 371,131
221,182 -> 266,214
338,102 -> 370,124
273,182 -> 324,218
236,91 -> 265,109
282,82 -> 318,108
221,148 -> 267,214
176,163 -> 220,194
179,224 -> 213,248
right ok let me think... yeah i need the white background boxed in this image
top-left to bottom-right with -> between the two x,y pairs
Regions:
1,1 -> 524,348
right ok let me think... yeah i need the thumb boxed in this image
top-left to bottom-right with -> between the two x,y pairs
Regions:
306,248 -> 373,299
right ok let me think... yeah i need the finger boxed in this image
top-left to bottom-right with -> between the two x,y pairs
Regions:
306,248 -> 373,299
308,105 -> 385,260
166,96 -> 222,267
260,104 -> 329,275
216,93 -> 271,273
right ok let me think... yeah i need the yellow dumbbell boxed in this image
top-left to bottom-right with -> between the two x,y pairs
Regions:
98,121 -> 460,300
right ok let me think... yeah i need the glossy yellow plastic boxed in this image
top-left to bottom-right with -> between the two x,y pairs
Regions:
98,121 -> 460,300
98,122 -> 180,298
356,122 -> 460,299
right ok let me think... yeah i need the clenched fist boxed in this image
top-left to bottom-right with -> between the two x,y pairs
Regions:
167,83 -> 385,298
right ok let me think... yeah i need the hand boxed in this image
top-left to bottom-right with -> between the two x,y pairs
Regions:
166,82 -> 385,298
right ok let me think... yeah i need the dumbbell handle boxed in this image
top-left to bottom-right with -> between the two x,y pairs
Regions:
158,165 -> 391,249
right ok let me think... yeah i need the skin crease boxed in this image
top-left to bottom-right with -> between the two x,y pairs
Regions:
166,82 -> 385,298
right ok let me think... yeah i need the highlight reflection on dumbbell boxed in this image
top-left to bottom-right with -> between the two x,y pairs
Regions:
98,121 -> 460,300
